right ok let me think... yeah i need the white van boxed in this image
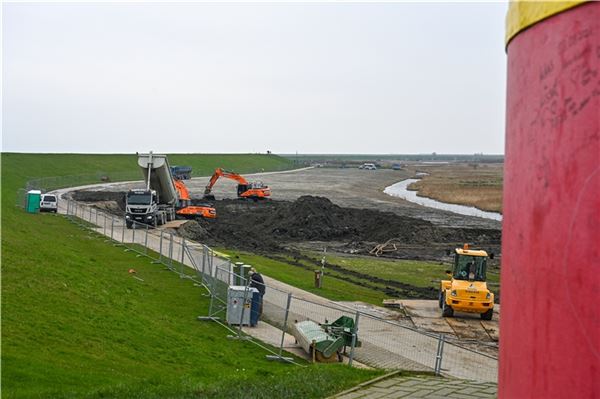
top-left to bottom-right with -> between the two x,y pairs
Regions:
40,194 -> 58,213
360,163 -> 377,170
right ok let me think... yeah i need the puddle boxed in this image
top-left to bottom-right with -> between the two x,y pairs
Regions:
384,179 -> 503,221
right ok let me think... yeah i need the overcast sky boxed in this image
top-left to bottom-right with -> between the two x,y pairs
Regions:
2,2 -> 508,154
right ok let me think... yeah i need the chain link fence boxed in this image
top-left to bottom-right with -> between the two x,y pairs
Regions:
18,174 -> 499,382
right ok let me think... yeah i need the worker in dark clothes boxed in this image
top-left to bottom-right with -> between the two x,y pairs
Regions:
249,267 -> 266,317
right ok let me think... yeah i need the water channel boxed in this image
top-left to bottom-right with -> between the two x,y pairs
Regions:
384,179 -> 503,221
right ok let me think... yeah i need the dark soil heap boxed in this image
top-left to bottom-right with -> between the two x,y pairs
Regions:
181,196 -> 501,253
72,191 -> 501,257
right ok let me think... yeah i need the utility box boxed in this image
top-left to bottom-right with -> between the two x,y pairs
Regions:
227,286 -> 258,326
26,190 -> 42,213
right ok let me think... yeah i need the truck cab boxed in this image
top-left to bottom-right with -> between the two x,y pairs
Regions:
439,244 -> 494,320
125,189 -> 161,228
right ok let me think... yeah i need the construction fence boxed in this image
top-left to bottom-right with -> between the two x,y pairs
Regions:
17,179 -> 499,383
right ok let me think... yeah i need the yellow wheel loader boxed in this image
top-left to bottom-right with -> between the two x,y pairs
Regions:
439,244 -> 494,320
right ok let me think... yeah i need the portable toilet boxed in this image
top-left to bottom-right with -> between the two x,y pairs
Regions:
26,190 -> 42,213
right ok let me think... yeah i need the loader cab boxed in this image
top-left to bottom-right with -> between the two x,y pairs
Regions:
453,252 -> 487,282
439,244 -> 494,320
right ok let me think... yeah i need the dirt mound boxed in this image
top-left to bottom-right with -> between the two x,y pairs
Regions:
71,191 -> 501,259
72,191 -> 126,212
180,196 -> 501,255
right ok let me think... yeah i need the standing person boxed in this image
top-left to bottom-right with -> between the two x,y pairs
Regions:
249,267 -> 266,318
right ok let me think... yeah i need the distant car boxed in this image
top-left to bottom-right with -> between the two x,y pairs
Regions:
392,163 -> 402,170
361,163 -> 377,170
40,194 -> 58,213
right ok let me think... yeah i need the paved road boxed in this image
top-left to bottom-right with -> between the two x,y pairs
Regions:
332,374 -> 497,399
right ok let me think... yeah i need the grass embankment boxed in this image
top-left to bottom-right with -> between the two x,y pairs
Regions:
408,163 -> 503,213
4,152 -> 294,188
1,153 -> 380,398
220,251 -> 500,306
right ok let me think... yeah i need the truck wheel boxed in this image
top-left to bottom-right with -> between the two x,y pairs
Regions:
442,294 -> 454,318
126,221 -> 133,229
152,216 -> 158,228
481,308 -> 493,321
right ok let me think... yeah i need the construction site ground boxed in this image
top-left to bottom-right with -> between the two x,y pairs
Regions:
58,166 -> 501,380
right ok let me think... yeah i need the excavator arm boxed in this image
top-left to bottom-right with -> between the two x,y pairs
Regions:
204,168 -> 270,200
204,168 -> 249,196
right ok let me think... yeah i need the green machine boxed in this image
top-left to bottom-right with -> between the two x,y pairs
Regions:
291,316 -> 360,362
26,190 -> 42,213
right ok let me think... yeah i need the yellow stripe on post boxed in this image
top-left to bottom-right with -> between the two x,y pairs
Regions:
505,0 -> 588,45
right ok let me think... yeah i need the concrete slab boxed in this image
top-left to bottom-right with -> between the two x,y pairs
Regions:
336,301 -> 403,320
411,317 -> 455,334
480,321 -> 500,341
445,318 -> 491,341
401,300 -> 441,318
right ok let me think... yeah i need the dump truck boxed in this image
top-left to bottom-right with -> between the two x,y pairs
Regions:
439,244 -> 494,320
203,168 -> 270,201
125,152 -> 215,228
171,165 -> 192,180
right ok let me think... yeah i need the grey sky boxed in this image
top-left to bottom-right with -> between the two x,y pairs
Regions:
2,2 -> 507,154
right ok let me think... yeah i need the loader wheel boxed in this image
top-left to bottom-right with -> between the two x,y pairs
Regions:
442,294 -> 454,318
481,308 -> 493,321
438,291 -> 444,309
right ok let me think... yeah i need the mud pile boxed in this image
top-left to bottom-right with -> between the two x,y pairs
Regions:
183,196 -> 501,255
72,191 -> 501,258
72,191 -> 126,211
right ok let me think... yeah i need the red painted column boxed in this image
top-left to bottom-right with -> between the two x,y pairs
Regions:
501,2 -> 599,398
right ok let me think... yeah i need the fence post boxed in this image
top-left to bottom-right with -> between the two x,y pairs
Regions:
169,233 -> 174,269
266,293 -> 294,362
95,208 -> 98,226
132,221 -> 136,249
348,311 -> 360,367
121,217 -> 126,244
235,283 -> 251,339
144,224 -> 149,256
435,333 -> 445,376
180,238 -> 186,277
103,212 -> 107,237
110,217 -> 115,241
153,231 -> 163,264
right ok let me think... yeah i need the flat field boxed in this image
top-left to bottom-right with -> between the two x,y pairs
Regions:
407,163 -> 503,213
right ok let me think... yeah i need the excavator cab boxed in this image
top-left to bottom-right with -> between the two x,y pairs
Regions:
439,244 -> 494,320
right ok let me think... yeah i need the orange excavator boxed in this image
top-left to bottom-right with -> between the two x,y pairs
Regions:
204,168 -> 271,201
174,179 -> 217,219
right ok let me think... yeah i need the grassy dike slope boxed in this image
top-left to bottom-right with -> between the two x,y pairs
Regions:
1,153 -> 380,398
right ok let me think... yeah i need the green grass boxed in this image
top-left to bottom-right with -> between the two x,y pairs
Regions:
3,153 -> 294,193
1,153 -> 380,398
223,251 -> 389,305
222,251 -> 500,306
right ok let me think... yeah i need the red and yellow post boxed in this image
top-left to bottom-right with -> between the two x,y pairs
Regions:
502,1 -> 599,397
